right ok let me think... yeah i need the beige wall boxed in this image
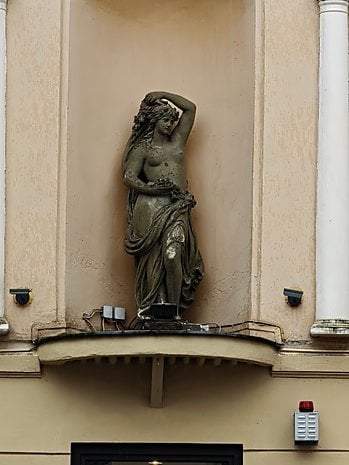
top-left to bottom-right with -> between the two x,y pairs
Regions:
5,0 -> 62,339
0,361 -> 347,463
251,0 -> 318,340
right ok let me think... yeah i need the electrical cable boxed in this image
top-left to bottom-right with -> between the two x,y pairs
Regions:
82,308 -> 102,332
127,316 -> 139,330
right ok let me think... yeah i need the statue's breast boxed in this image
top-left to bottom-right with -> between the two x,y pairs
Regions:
146,151 -> 163,167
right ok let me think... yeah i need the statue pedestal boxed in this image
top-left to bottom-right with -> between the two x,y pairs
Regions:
133,317 -> 210,333
147,302 -> 178,320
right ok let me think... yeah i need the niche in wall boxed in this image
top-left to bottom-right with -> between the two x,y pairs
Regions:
66,0 -> 255,327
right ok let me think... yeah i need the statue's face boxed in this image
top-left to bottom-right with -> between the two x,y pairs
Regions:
155,116 -> 175,136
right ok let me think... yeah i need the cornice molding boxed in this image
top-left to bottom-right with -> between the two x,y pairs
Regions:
0,353 -> 40,378
273,351 -> 349,378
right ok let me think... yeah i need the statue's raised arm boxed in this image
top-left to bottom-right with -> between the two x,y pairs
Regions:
122,91 -> 204,320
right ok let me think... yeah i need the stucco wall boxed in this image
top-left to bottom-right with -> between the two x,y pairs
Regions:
251,0 -> 318,340
5,0 -> 62,338
0,361 -> 347,463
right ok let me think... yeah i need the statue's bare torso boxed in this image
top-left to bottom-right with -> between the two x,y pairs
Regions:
143,144 -> 186,191
130,141 -> 187,234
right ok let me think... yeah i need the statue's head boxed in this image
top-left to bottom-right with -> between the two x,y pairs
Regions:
131,99 -> 179,146
148,100 -> 179,125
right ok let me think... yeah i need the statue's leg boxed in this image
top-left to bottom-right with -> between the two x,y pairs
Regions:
163,222 -> 185,319
164,242 -> 183,318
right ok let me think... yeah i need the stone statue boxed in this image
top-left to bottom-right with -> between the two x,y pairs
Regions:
122,91 -> 204,319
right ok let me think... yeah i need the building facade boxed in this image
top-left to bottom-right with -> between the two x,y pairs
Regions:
0,0 -> 348,463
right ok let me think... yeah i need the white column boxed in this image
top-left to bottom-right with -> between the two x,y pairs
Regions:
311,0 -> 349,336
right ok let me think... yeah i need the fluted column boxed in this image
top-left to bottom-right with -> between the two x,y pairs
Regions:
311,0 -> 349,336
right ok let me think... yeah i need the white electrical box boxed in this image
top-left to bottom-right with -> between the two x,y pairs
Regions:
294,411 -> 319,444
102,306 -> 126,321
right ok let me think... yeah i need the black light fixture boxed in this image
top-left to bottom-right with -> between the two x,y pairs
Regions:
9,288 -> 32,306
283,288 -> 303,307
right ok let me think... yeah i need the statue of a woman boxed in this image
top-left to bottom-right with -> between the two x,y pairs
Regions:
122,91 -> 204,319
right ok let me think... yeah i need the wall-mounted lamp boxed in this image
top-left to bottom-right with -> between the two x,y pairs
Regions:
9,288 -> 33,306
294,401 -> 319,445
283,288 -> 303,307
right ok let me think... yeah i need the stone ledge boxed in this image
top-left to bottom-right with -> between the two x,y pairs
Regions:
35,332 -> 349,380
1,333 -> 349,380
228,320 -> 283,345
36,332 -> 278,367
272,348 -> 349,378
0,353 -> 41,378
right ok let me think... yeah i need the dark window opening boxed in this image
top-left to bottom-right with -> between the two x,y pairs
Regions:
71,443 -> 243,465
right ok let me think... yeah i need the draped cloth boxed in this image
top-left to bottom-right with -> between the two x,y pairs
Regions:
125,191 -> 204,314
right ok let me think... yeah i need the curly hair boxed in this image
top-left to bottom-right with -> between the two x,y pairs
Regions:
122,97 -> 179,175
131,98 -> 178,143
